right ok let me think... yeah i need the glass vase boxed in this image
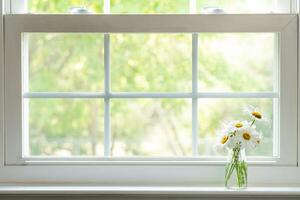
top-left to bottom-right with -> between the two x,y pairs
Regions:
225,147 -> 247,190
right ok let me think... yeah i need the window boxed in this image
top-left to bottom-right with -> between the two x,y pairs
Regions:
1,0 -> 299,184
16,32 -> 280,158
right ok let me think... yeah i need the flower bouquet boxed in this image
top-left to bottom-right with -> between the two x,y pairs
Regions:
216,106 -> 264,190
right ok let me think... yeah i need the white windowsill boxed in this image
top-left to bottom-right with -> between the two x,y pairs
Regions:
0,185 -> 299,195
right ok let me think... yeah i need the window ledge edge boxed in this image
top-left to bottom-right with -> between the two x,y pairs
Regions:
0,185 -> 299,196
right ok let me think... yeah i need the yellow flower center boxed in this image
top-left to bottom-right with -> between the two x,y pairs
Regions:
252,111 -> 262,119
221,135 -> 229,144
243,132 -> 251,141
235,122 -> 243,128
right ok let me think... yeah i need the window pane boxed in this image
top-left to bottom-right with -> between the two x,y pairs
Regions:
28,99 -> 104,156
27,0 -> 103,14
198,33 -> 276,92
111,0 -> 189,14
25,0 -> 290,14
27,33 -> 104,92
111,99 -> 192,156
198,0 -> 289,13
198,98 -> 274,156
111,34 -> 192,92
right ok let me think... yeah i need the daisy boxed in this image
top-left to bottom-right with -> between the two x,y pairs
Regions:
216,129 -> 237,150
226,120 -> 252,132
236,126 -> 262,151
244,105 -> 263,122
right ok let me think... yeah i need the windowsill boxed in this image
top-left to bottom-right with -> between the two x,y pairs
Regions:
0,185 -> 300,196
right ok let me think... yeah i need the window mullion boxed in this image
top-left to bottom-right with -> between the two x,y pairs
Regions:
273,33 -> 280,157
192,33 -> 198,156
104,0 -> 110,14
22,92 -> 278,99
104,34 -> 111,156
189,0 -> 196,14
22,33 -> 29,157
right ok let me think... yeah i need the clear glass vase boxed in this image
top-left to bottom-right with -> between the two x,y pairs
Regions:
225,147 -> 247,190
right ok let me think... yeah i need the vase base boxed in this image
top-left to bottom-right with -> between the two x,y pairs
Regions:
225,186 -> 247,190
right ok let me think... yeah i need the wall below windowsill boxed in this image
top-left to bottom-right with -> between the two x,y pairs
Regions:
0,185 -> 299,196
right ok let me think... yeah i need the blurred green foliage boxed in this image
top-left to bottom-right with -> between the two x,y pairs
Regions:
197,0 -> 275,13
28,0 -> 104,13
111,34 -> 192,92
29,33 -> 104,92
111,0 -> 189,13
27,0 -> 274,157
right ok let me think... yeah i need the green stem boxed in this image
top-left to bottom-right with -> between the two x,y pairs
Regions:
225,146 -> 247,189
250,119 -> 256,126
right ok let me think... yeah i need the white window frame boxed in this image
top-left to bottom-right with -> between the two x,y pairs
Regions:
4,14 -> 298,164
0,0 -> 299,185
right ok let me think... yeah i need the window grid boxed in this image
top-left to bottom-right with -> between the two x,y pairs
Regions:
22,33 -> 279,157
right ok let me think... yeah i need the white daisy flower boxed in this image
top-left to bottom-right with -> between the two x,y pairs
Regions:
219,132 -> 230,146
226,120 -> 252,132
244,105 -> 263,122
236,126 -> 262,151
216,129 -> 237,150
